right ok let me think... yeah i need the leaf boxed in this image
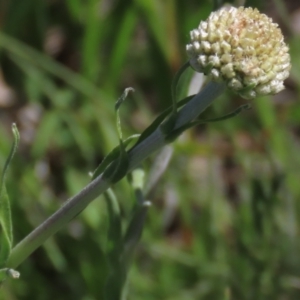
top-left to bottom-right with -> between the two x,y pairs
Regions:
166,103 -> 251,143
108,7 -> 138,86
93,88 -> 137,183
160,60 -> 190,138
130,94 -> 195,150
104,170 -> 148,300
122,201 -> 150,271
104,189 -> 123,256
103,189 -> 125,300
103,140 -> 129,184
171,61 -> 190,109
91,134 -> 139,181
0,124 -> 20,268
115,88 -> 135,140
0,185 -> 12,268
110,168 -> 145,270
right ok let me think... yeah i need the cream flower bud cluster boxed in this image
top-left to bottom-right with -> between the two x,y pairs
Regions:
186,6 -> 291,99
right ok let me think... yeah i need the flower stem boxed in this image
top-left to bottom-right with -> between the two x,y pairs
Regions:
7,80 -> 225,269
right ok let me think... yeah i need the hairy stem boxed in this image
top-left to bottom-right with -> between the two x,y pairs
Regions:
8,80 -> 225,269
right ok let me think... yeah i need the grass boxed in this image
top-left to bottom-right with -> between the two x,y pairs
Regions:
1,0 -> 300,299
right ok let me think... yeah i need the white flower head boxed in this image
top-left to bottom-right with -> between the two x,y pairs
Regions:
186,6 -> 291,99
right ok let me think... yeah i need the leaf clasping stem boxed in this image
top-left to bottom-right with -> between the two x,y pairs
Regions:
7,80 -> 225,269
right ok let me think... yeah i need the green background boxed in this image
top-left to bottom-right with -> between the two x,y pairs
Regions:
1,0 -> 300,299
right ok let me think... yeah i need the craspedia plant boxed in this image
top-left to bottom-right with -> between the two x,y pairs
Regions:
186,6 -> 291,99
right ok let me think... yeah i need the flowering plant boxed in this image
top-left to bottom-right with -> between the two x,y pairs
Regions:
0,5 -> 290,299
187,7 -> 290,99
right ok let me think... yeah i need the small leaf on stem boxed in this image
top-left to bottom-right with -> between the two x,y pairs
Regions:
0,124 -> 19,269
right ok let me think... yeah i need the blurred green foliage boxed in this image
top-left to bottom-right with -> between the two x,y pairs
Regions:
1,0 -> 300,299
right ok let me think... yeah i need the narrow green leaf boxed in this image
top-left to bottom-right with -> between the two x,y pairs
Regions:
166,103 -> 251,142
81,0 -> 104,81
196,103 -> 251,123
167,54 -> 193,125
122,202 -> 149,269
0,34 -> 104,101
115,88 -> 135,140
115,87 -> 135,113
104,169 -> 148,300
94,88 -> 136,183
134,0 -> 169,61
103,140 -> 129,184
0,124 -> 20,268
131,94 -> 195,150
171,61 -> 190,111
104,189 -> 122,255
108,7 -> 138,85
103,189 -> 125,300
122,168 -> 149,271
91,135 -> 139,181
0,185 -> 12,268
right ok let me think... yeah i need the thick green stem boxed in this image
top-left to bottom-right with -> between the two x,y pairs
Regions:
7,80 -> 225,269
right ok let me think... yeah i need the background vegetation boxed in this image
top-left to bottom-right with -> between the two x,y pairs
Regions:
1,0 -> 300,299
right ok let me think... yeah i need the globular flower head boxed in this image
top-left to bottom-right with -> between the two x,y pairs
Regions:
186,6 -> 291,99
